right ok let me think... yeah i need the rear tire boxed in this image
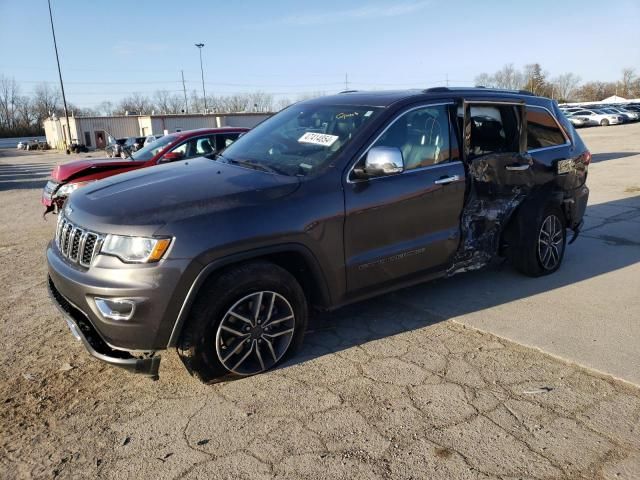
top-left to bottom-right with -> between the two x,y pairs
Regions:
600,119 -> 609,126
177,262 -> 308,383
508,204 -> 566,277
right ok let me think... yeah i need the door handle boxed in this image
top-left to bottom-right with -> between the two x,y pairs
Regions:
505,164 -> 530,171
434,175 -> 460,185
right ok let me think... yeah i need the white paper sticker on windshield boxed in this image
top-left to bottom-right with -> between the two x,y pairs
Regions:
298,132 -> 339,147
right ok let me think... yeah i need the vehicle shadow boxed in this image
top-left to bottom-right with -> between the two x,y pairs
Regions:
281,195 -> 640,368
590,152 -> 639,163
0,162 -> 52,192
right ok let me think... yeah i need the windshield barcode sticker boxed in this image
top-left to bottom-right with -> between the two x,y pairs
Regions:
298,132 -> 339,147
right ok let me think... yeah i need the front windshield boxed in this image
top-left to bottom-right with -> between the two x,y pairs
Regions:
219,104 -> 382,176
130,135 -> 177,161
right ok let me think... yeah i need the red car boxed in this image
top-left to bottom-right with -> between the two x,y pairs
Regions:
42,127 -> 248,214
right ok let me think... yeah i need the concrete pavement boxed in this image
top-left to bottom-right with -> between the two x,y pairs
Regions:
393,122 -> 640,385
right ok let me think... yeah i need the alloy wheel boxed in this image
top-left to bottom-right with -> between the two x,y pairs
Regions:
215,291 -> 295,375
537,214 -> 564,270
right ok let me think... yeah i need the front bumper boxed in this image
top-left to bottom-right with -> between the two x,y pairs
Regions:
48,276 -> 161,378
47,240 -> 194,351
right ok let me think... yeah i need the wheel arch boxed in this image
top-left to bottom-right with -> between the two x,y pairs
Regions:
166,243 -> 332,348
500,184 -> 566,253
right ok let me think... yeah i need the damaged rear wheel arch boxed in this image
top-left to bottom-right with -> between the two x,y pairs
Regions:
504,190 -> 567,276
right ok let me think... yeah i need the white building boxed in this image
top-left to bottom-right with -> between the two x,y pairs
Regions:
43,112 -> 272,150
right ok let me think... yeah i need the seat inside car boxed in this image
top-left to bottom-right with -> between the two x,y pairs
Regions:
403,114 -> 442,169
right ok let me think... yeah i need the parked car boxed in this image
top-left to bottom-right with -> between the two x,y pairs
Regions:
569,109 -> 623,126
144,134 -> 163,147
604,107 -> 639,121
46,88 -> 590,381
16,140 -> 28,150
132,136 -> 147,152
120,136 -> 148,156
567,116 -> 587,128
105,138 -> 127,157
41,127 -> 248,214
69,142 -> 88,153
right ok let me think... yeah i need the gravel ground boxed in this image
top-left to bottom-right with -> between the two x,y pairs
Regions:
1,128 -> 639,479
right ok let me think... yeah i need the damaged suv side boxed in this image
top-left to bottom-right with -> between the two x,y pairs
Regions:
47,88 -> 589,382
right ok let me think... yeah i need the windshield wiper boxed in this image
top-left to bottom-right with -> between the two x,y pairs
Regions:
123,146 -> 134,160
217,154 -> 284,175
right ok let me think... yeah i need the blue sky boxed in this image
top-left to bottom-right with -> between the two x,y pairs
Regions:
1,0 -> 638,107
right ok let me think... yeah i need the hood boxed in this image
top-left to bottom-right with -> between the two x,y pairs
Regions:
65,157 -> 299,234
52,157 -> 141,182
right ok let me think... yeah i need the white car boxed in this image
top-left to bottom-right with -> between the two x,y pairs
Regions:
570,109 -> 623,126
607,107 -> 639,121
567,116 -> 587,128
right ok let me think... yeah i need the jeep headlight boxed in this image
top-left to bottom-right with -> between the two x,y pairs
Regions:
101,235 -> 172,263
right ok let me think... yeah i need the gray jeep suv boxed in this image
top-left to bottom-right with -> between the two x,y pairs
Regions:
47,88 -> 590,382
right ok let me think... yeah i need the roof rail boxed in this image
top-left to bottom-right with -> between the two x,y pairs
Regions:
424,86 -> 536,96
339,90 -> 359,94
424,87 -> 449,93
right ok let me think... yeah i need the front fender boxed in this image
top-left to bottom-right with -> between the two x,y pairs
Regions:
165,243 -> 332,348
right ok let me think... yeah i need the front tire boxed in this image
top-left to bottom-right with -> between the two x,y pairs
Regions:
508,204 -> 566,277
600,119 -> 609,126
178,262 -> 308,383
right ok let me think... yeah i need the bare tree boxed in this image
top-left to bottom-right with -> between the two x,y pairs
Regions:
96,101 -> 115,116
550,73 -> 581,102
219,94 -> 250,112
474,73 -> 495,87
619,68 -> 636,98
118,92 -> 153,114
493,63 -> 524,89
247,91 -> 273,112
153,90 -> 172,113
15,96 -> 35,128
167,94 -> 186,114
32,83 -> 61,124
575,81 -> 617,102
0,75 -> 21,129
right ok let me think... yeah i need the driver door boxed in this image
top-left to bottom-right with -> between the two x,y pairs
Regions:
343,103 -> 466,293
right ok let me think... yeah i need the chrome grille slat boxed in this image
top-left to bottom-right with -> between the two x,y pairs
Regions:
69,228 -> 83,261
55,215 -> 102,267
80,233 -> 98,267
62,224 -> 72,255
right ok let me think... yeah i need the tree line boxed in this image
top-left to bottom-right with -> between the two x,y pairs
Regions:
2,66 -> 639,138
475,64 -> 639,104
0,76 -> 296,138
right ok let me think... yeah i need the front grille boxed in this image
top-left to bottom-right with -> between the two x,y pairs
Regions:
55,216 -> 103,267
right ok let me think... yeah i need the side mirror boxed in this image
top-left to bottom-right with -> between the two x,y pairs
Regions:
160,151 -> 184,163
360,146 -> 404,178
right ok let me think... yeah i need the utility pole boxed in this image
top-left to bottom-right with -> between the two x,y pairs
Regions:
47,0 -> 72,153
195,43 -> 207,113
181,70 -> 188,113
345,73 -> 349,91
445,73 -> 449,87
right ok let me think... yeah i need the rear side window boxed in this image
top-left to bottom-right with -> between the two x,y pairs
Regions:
526,107 -> 567,150
466,104 -> 520,159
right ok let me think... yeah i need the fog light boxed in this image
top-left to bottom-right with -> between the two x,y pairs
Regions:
94,297 -> 136,321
